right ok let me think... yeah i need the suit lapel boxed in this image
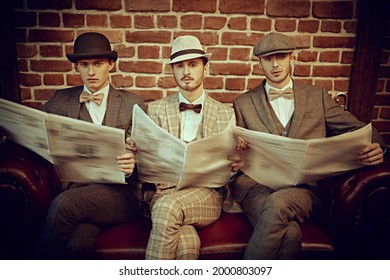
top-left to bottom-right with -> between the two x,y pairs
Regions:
103,86 -> 121,127
288,83 -> 307,138
67,89 -> 83,119
201,95 -> 218,138
251,84 -> 279,134
166,95 -> 181,138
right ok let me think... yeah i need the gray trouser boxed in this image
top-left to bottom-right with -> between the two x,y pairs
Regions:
241,184 -> 318,259
35,183 -> 140,259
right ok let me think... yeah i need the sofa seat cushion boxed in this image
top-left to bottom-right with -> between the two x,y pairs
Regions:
95,212 -> 335,260
95,215 -> 152,260
299,222 -> 334,259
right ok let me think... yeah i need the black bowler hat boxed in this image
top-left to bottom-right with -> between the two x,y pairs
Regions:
66,32 -> 118,63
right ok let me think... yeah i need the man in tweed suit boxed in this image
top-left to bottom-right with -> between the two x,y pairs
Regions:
143,35 -> 244,259
232,32 -> 386,259
35,32 -> 144,259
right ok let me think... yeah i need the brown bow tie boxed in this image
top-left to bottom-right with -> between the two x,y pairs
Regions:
79,91 -> 104,105
268,88 -> 294,101
179,102 -> 202,113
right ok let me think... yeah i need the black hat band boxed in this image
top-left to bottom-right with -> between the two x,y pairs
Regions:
170,49 -> 206,60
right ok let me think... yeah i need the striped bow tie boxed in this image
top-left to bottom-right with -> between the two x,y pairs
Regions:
268,88 -> 294,101
79,91 -> 104,105
179,102 -> 202,113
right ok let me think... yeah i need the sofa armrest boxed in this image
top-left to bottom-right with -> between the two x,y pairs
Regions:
318,162 -> 390,259
0,138 -> 61,258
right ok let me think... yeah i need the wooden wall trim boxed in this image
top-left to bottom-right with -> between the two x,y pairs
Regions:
0,3 -> 20,103
348,0 -> 387,123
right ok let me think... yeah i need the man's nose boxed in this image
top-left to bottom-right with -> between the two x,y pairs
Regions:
183,64 -> 190,74
272,57 -> 279,67
88,65 -> 95,75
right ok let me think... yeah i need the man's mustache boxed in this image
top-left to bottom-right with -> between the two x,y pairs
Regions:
181,75 -> 194,81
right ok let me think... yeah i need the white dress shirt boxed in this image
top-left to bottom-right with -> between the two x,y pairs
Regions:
178,92 -> 205,142
265,79 -> 294,127
82,84 -> 109,125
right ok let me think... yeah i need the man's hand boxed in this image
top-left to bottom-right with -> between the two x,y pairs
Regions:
117,138 -> 138,177
125,137 -> 137,153
356,143 -> 383,166
117,149 -> 136,177
228,137 -> 249,172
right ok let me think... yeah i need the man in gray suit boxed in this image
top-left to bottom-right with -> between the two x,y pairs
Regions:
232,32 -> 385,259
36,32 -> 144,259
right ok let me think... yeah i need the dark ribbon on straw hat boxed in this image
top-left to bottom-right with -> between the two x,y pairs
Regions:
170,49 -> 206,61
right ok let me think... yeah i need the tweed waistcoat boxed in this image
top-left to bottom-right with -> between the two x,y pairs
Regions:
265,98 -> 293,137
78,104 -> 93,123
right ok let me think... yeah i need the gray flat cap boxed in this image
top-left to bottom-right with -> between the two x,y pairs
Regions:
253,33 -> 295,57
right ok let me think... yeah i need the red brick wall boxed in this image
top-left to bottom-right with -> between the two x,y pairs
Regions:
13,0 -> 390,142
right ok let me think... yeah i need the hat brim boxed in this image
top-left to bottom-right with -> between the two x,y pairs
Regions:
167,53 -> 212,64
256,49 -> 294,58
66,51 -> 118,63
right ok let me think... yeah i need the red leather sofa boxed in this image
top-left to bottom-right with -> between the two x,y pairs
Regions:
1,137 -> 389,260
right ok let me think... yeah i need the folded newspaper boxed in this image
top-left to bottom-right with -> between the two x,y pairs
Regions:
232,124 -> 372,189
131,104 -> 238,189
0,98 -> 126,184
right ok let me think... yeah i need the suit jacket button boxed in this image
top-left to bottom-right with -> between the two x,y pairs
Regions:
282,131 -> 287,136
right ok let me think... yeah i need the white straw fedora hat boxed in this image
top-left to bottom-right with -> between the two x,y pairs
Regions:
167,35 -> 212,64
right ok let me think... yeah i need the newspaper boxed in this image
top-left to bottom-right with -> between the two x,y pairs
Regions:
131,104 -> 238,189
0,98 -> 126,184
233,124 -> 372,189
0,98 -> 51,161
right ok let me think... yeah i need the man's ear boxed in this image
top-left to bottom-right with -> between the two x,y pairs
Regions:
289,53 -> 295,62
258,59 -> 264,71
109,60 -> 115,71
74,63 -> 79,73
204,62 -> 209,74
289,54 -> 295,76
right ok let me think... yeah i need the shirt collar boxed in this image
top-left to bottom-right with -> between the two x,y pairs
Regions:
178,91 -> 205,106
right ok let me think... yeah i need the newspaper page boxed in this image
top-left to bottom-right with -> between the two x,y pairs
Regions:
299,124 -> 371,183
0,98 -> 51,162
0,98 -> 126,184
131,104 -> 237,189
46,114 -> 126,184
233,124 -> 372,189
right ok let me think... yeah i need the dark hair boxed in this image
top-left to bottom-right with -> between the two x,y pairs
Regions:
200,57 -> 208,65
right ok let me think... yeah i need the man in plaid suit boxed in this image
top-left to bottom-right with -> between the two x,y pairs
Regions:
144,35 -> 243,259
35,32 -> 144,259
